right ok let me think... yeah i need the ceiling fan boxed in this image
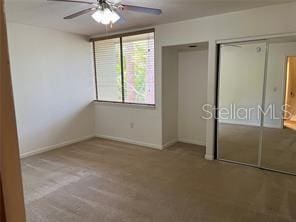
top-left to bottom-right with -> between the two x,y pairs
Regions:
48,0 -> 162,25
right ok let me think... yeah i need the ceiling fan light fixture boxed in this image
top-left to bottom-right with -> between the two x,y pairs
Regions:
92,8 -> 120,25
110,11 -> 120,23
91,10 -> 103,23
101,8 -> 112,24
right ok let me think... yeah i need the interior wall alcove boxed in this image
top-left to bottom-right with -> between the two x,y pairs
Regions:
162,42 -> 209,149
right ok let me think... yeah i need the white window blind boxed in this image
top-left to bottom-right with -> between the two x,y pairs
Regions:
93,30 -> 155,105
122,32 -> 155,104
94,38 -> 122,102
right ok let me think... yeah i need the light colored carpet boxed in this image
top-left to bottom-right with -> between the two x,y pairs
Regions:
22,138 -> 296,222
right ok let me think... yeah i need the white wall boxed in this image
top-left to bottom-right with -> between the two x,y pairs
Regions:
7,23 -> 94,157
178,50 -> 208,146
94,103 -> 162,148
162,47 -> 179,146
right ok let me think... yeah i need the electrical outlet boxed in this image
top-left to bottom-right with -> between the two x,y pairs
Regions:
130,122 -> 134,129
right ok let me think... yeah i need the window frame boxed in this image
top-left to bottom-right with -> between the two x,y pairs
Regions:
91,28 -> 156,106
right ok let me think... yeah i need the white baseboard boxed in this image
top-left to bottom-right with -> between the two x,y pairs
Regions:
95,134 -> 163,150
20,134 -> 95,159
20,134 -> 213,162
162,139 -> 206,149
204,154 -> 214,161
162,139 -> 178,149
178,138 -> 206,147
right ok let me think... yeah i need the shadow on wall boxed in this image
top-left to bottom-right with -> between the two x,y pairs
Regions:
19,102 -> 94,157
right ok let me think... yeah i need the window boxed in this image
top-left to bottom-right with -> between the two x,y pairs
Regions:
92,30 -> 155,105
94,38 -> 122,102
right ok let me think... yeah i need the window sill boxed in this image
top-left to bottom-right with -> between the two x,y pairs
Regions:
93,100 -> 156,109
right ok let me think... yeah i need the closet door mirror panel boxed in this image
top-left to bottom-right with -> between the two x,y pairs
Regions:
261,40 -> 296,174
217,42 -> 267,165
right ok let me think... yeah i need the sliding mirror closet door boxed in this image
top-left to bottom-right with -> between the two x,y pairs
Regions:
261,38 -> 296,174
217,41 -> 267,165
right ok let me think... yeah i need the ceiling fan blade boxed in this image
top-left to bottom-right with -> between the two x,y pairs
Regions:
48,0 -> 96,5
121,4 -> 162,15
64,7 -> 97,19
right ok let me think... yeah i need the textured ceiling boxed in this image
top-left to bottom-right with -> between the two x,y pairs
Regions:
5,0 -> 296,36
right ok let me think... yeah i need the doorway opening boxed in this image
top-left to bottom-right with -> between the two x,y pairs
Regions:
284,56 -> 296,130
